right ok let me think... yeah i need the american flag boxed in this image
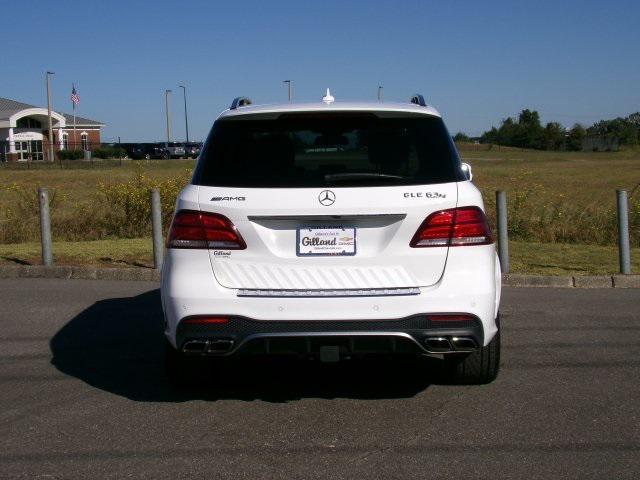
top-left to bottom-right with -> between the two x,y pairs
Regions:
71,85 -> 80,105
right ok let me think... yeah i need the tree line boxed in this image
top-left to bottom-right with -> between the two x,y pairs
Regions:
454,110 -> 640,151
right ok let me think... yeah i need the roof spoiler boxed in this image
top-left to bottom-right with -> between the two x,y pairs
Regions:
410,94 -> 427,107
230,97 -> 252,110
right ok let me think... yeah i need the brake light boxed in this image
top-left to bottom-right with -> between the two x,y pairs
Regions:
167,210 -> 246,249
426,314 -> 476,322
182,316 -> 230,325
410,206 -> 493,247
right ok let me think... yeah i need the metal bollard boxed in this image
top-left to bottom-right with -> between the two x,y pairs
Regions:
38,187 -> 53,266
496,191 -> 509,274
617,190 -> 631,274
151,189 -> 164,269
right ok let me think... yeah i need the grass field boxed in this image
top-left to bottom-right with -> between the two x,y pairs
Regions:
458,144 -> 640,207
0,158 -> 194,200
1,148 -> 638,274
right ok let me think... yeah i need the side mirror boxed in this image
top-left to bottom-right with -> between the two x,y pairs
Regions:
461,162 -> 473,181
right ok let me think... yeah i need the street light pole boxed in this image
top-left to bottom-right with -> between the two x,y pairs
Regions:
283,80 -> 292,102
46,71 -> 55,162
179,85 -> 189,143
165,89 -> 172,143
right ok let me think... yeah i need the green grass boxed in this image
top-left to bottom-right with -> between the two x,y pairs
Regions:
457,144 -> 640,205
0,158 -> 196,208
0,159 -> 193,244
509,240 -> 639,275
0,238 -> 637,276
0,238 -> 154,268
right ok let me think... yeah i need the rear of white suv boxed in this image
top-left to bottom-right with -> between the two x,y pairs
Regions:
161,96 -> 501,385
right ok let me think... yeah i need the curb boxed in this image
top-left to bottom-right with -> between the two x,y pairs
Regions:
501,273 -> 640,288
0,265 -> 160,282
0,265 -> 638,288
502,274 -> 573,288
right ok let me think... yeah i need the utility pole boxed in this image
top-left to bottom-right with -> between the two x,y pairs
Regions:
179,85 -> 189,143
377,86 -> 383,101
46,71 -> 55,162
165,89 -> 172,143
283,80 -> 292,102
118,136 -> 122,167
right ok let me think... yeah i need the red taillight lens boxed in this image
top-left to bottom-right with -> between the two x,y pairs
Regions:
167,210 -> 246,249
426,314 -> 476,322
182,316 -> 230,325
410,206 -> 493,248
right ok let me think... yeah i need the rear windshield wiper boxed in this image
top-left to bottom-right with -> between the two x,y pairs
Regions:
324,173 -> 408,182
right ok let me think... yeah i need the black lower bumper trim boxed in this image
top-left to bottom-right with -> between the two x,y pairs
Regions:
176,315 -> 484,356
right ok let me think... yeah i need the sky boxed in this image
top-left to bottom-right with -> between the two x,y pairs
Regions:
2,0 -> 639,142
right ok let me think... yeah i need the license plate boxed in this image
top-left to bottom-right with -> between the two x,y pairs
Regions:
296,227 -> 356,256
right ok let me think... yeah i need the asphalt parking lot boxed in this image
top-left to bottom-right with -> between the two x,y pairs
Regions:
1,278 -> 639,479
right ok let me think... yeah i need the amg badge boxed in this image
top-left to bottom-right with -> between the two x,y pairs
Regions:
211,196 -> 246,201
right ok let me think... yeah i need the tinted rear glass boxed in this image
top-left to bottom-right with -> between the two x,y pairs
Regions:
193,113 -> 464,188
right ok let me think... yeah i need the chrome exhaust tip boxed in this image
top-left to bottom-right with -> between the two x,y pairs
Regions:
206,339 -> 234,354
450,336 -> 478,351
424,337 -> 453,352
183,338 -> 234,355
182,340 -> 208,354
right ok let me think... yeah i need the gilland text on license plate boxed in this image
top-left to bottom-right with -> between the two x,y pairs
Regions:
296,227 -> 357,256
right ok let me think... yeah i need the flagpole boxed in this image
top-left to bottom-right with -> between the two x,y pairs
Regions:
72,84 -> 77,150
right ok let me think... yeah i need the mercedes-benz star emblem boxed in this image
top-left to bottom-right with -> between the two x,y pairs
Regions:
318,190 -> 336,206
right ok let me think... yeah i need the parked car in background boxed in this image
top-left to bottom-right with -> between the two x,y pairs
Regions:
120,143 -> 161,160
158,142 -> 186,159
137,143 -> 163,159
184,142 -> 203,158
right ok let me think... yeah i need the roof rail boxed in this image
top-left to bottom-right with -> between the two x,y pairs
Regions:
230,97 -> 252,110
410,94 -> 427,107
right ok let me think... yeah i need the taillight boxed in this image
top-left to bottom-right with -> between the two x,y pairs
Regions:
426,314 -> 476,322
182,316 -> 230,325
410,206 -> 493,248
167,210 -> 246,249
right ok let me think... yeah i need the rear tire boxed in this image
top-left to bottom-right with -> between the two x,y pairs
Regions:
443,330 -> 501,385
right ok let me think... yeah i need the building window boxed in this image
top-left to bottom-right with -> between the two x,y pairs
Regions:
17,117 -> 42,129
81,133 -> 88,151
62,133 -> 69,150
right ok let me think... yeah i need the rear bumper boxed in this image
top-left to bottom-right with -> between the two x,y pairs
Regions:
161,246 -> 501,349
176,315 -> 484,357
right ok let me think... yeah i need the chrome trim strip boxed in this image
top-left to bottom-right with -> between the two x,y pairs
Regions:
237,287 -> 421,298
247,214 -> 407,221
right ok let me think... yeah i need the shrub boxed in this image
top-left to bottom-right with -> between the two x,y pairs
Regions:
92,146 -> 126,159
97,168 -> 190,237
480,185 -> 638,247
0,183 -> 59,243
57,150 -> 84,160
0,166 -> 191,243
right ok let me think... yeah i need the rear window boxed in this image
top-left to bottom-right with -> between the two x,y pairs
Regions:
193,113 -> 464,188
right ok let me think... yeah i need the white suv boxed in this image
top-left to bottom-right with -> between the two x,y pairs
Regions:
161,93 -> 501,385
